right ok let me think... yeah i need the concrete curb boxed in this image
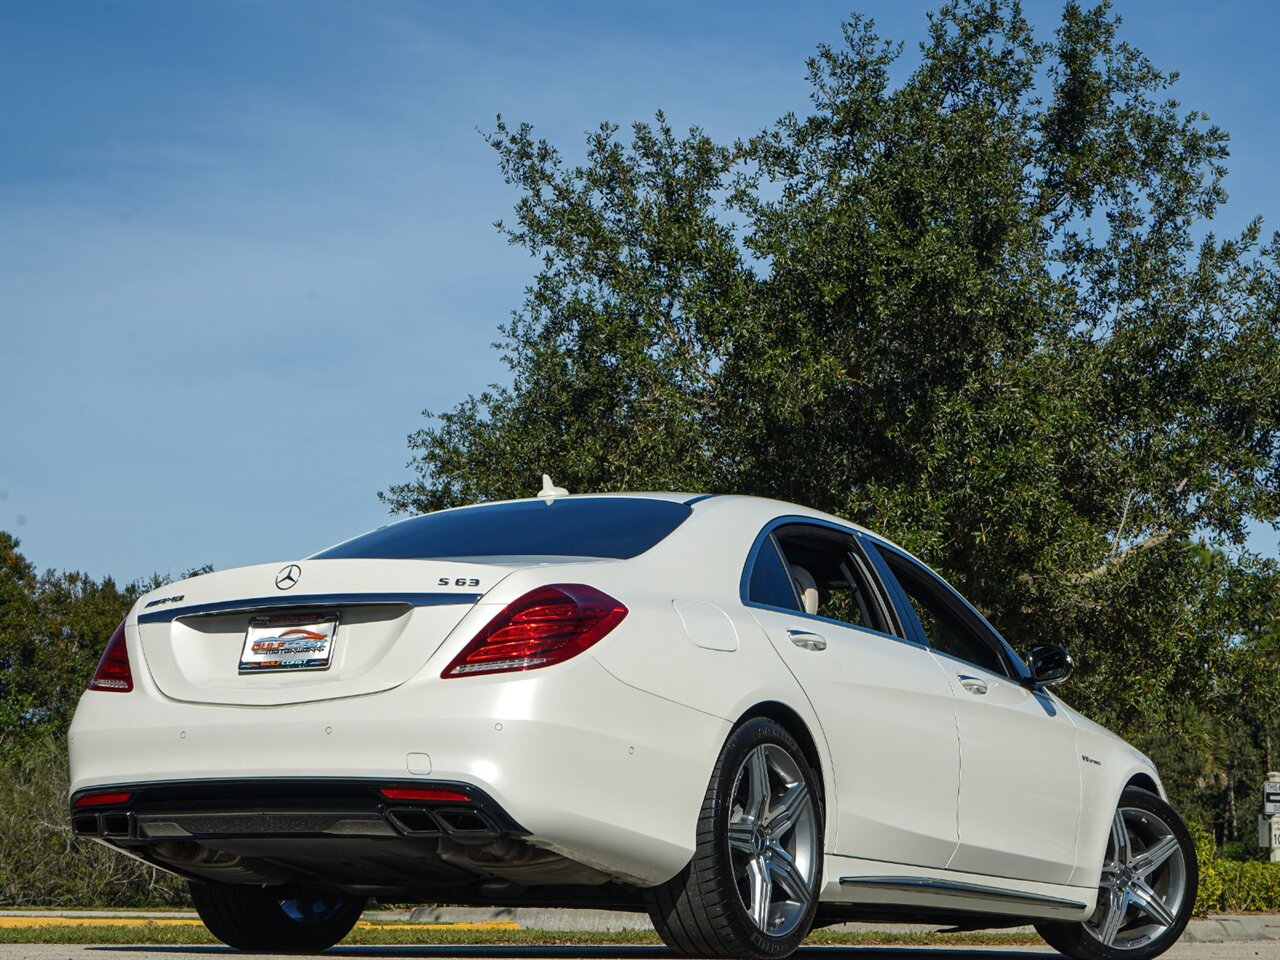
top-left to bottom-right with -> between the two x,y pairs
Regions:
0,910 -> 411,922
407,907 -> 1280,941
407,907 -> 653,932
1183,915 -> 1280,942
0,913 -> 199,920
2,907 -> 1276,941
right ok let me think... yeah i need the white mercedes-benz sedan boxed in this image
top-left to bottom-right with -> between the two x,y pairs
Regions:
68,490 -> 1196,958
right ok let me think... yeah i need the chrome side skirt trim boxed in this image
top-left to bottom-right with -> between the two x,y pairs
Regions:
839,875 -> 1089,910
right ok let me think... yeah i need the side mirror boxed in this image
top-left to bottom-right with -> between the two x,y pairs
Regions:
1027,644 -> 1073,687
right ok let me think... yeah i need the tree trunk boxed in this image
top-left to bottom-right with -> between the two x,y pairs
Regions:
1225,774 -> 1236,844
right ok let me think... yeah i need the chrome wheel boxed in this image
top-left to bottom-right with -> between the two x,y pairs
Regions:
647,719 -> 823,958
187,880 -> 366,952
726,743 -> 818,937
1086,806 -> 1188,950
278,896 -> 352,924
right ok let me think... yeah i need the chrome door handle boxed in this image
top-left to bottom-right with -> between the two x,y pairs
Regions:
787,629 -> 827,651
958,674 -> 988,695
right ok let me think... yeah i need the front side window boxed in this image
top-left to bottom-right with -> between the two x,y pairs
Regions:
877,548 -> 1009,676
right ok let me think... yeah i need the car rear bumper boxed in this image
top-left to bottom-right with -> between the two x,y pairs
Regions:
70,777 -> 525,845
67,777 -> 601,903
67,655 -> 730,887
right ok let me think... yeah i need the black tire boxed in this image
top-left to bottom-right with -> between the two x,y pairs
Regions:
189,880 -> 366,953
646,718 -> 823,959
1036,787 -> 1197,960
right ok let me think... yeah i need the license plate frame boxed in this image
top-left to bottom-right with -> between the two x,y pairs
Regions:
239,613 -> 338,674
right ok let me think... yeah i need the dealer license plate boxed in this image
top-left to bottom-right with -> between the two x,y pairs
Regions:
239,613 -> 338,673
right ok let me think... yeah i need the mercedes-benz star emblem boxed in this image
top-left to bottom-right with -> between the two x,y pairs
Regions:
275,564 -> 302,590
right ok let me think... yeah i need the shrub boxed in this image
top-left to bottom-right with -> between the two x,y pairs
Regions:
1214,859 -> 1280,912
0,736 -> 186,908
1190,821 -> 1280,913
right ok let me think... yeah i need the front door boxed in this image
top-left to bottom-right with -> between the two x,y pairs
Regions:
872,543 -> 1082,884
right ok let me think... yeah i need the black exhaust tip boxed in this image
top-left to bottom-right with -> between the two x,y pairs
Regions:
385,809 -> 441,835
435,808 -> 498,836
72,815 -> 99,836
100,813 -> 133,838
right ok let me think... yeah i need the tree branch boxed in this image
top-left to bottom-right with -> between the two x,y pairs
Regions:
1112,490 -> 1134,555
656,295 -> 717,394
1073,529 -> 1174,584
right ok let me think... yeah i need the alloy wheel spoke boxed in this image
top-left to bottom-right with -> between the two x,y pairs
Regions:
1128,835 -> 1179,878
746,748 -> 772,822
746,855 -> 773,930
765,781 -> 809,839
1128,879 -> 1177,928
1097,885 -> 1129,946
1090,806 -> 1186,949
730,743 -> 818,939
1110,810 -> 1132,866
1097,865 -> 1120,890
767,844 -> 811,905
728,818 -> 756,855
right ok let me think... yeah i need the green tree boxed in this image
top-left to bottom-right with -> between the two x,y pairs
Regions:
0,533 -> 40,752
0,532 -> 211,758
384,0 -> 1280,836
0,535 -> 205,907
0,532 -> 146,759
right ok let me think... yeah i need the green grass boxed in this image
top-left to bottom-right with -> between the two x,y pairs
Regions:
0,924 -> 1047,947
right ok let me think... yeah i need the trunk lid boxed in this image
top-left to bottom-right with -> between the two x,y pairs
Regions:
134,558 -> 517,706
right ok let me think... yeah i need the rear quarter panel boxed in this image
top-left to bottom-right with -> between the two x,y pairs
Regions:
578,499 -> 841,851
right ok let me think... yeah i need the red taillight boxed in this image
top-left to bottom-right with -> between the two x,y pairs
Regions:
379,787 -> 471,803
88,622 -> 133,692
74,790 -> 133,808
441,584 -> 627,678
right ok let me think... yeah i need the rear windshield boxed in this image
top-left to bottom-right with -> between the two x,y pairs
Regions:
312,498 -> 693,561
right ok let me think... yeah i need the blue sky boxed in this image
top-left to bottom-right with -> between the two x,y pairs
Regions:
1,0 -> 1276,582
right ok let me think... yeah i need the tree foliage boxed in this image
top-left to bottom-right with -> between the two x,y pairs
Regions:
0,532 -> 210,758
384,0 -> 1280,836
0,734 -> 186,908
1,533 -> 147,761
0,534 -> 209,906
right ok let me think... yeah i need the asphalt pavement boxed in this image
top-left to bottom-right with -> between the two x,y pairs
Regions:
0,942 -> 1276,960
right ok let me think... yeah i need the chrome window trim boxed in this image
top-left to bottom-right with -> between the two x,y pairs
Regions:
740,516 -> 921,649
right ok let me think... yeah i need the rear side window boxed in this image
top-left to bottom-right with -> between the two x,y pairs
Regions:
313,498 -> 693,561
747,537 -> 801,611
772,524 -> 893,635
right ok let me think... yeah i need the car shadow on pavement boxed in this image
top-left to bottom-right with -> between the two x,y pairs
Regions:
89,948 -> 1053,959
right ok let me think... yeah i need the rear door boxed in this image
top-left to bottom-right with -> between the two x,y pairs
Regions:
869,541 -> 1082,884
744,520 -> 962,870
